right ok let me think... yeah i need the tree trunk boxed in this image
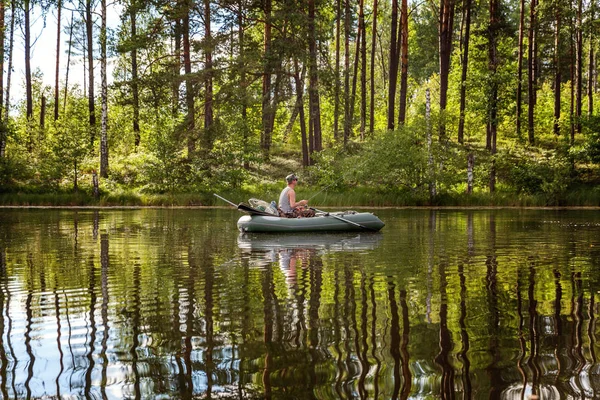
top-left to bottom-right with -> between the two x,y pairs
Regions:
130,2 -> 140,147
426,88 -> 436,199
173,18 -> 181,116
457,0 -> 471,143
570,18 -> 575,143
335,0 -> 341,140
527,0 -> 536,145
589,0 -> 594,117
350,3 -> 362,140
387,0 -> 399,130
3,0 -> 14,123
294,59 -> 309,167
54,0 -> 61,121
369,0 -> 378,134
40,95 -> 46,129
439,0 -> 455,139
398,0 -> 408,125
25,0 -> 33,120
344,0 -> 352,143
86,0 -> 96,137
554,2 -> 561,135
100,0 -> 108,177
238,4 -> 249,169
589,3 -> 594,117
359,0 -> 367,139
0,0 -> 4,157
64,11 -> 74,112
308,0 -> 322,152
516,0 -> 525,138
261,0 -> 272,155
182,7 -> 195,158
489,0 -> 498,192
467,153 -> 474,194
204,0 -> 213,140
575,0 -> 583,133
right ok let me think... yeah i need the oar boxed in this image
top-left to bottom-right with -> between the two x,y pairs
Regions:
310,207 -> 378,232
213,193 -> 238,208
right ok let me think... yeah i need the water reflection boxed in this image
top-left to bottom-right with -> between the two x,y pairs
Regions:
0,209 -> 599,398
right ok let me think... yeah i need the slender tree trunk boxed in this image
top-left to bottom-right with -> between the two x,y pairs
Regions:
173,19 -> 181,116
344,0 -> 352,143
238,5 -> 249,169
204,0 -> 213,139
64,11 -> 74,112
575,0 -> 583,132
489,0 -> 498,192
0,0 -> 5,158
426,88 -> 435,199
261,0 -> 272,155
182,6 -> 195,157
554,2 -> 561,135
25,0 -> 33,120
54,0 -> 61,121
398,0 -> 408,125
40,95 -> 46,129
439,0 -> 455,139
571,17 -> 575,143
4,0 -> 14,123
369,0 -> 378,134
335,0 -> 341,140
527,0 -> 536,144
350,4 -> 362,139
359,0 -> 367,139
294,59 -> 309,167
589,0 -> 594,117
516,0 -> 525,138
86,0 -> 96,137
100,0 -> 108,177
387,0 -> 399,130
130,2 -> 140,147
458,0 -> 471,143
308,0 -> 322,152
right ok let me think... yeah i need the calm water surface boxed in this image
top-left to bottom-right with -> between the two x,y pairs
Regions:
0,208 -> 600,399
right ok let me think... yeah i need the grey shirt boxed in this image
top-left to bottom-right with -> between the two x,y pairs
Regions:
279,187 -> 293,213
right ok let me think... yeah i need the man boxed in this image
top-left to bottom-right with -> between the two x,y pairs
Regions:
278,174 -> 315,218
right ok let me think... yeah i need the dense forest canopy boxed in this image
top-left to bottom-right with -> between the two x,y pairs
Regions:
0,0 -> 599,204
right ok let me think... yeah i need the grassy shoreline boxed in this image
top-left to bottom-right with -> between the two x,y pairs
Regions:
0,186 -> 599,208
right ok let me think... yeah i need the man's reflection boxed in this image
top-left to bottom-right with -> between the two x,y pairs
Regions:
278,248 -> 313,285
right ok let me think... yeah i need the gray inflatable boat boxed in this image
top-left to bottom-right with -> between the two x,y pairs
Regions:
237,211 -> 385,233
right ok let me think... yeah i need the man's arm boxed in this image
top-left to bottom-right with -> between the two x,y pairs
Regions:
288,189 -> 308,208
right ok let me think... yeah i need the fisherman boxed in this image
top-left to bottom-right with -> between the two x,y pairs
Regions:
278,174 -> 316,218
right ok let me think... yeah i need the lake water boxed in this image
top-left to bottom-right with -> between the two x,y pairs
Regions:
0,208 -> 599,399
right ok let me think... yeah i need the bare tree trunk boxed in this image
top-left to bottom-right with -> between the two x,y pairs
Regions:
350,12 -> 362,138
54,0 -> 61,121
439,0 -> 455,139
369,0 -> 378,134
238,4 -> 249,169
0,0 -> 5,158
308,0 -> 322,152
64,11 -> 74,112
554,2 -> 561,135
570,17 -> 575,143
4,0 -> 14,123
182,7 -> 195,158
344,0 -> 352,143
589,0 -> 594,117
204,0 -> 213,139
516,0 -> 525,138
100,0 -> 108,177
575,0 -> 582,133
387,0 -> 399,130
467,153 -> 474,194
398,0 -> 408,126
489,0 -> 498,192
86,0 -> 96,138
130,2 -> 140,147
25,0 -> 33,120
335,0 -> 341,140
261,0 -> 272,155
457,0 -> 471,144
426,89 -> 436,199
173,19 -> 181,116
359,0 -> 367,139
40,95 -> 46,129
527,0 -> 536,145
294,59 -> 309,167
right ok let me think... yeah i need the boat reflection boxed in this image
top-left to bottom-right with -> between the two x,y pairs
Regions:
237,232 -> 383,252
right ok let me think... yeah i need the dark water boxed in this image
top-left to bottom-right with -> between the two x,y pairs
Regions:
0,209 -> 599,399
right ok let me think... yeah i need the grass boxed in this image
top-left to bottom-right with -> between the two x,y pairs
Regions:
1,186 -> 599,207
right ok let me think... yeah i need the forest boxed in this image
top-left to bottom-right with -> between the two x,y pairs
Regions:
0,0 -> 599,206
